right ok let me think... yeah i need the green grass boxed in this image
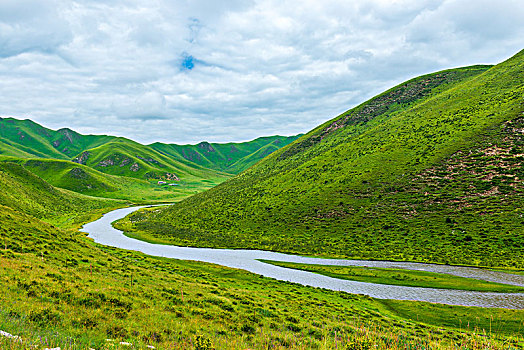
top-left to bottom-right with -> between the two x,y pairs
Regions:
1,209 -> 522,349
0,162 -> 125,228
261,260 -> 524,293
121,50 -> 524,269
0,156 -> 228,203
0,137 -> 522,349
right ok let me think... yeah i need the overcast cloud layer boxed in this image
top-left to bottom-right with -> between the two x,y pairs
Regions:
1,0 -> 523,144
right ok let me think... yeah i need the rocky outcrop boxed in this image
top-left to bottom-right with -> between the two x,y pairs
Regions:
57,128 -> 75,143
130,162 -> 140,172
165,173 -> 180,181
136,155 -> 160,164
72,151 -> 90,165
198,141 -> 215,153
97,158 -> 114,167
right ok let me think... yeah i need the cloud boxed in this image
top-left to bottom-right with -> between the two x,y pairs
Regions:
0,0 -> 72,58
0,0 -> 522,144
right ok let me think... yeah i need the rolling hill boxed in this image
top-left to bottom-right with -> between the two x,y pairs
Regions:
70,139 -> 230,183
119,50 -> 524,268
0,118 -> 299,177
0,118 -> 115,159
0,157 -> 219,203
150,135 -> 300,174
0,118 -> 299,201
0,162 -> 123,227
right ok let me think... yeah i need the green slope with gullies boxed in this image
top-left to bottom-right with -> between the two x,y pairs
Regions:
0,118 -> 116,159
0,157 -> 212,203
0,118 -> 299,178
120,50 -> 524,268
0,118 -> 300,201
149,135 -> 300,174
71,139 -> 231,183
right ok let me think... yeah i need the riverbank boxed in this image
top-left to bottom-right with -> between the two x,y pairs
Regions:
3,205 -> 522,349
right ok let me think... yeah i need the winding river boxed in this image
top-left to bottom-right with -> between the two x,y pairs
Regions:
81,206 -> 524,309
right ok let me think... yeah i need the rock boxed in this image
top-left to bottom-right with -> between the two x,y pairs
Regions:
0,330 -> 21,341
198,141 -> 215,153
73,151 -> 90,165
165,173 -> 179,181
97,158 -> 115,167
130,162 -> 140,172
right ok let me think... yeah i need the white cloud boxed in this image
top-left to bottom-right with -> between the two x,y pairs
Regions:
0,0 -> 522,144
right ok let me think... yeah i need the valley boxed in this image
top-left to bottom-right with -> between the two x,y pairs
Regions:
0,50 -> 522,349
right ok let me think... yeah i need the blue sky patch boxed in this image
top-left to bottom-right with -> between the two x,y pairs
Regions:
181,53 -> 195,71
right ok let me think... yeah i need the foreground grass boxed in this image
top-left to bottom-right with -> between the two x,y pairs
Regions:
261,260 -> 524,293
1,204 -> 523,349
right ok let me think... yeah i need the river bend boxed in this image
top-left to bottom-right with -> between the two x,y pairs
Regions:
81,206 -> 524,309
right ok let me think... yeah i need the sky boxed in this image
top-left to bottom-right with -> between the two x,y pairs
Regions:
0,0 -> 523,144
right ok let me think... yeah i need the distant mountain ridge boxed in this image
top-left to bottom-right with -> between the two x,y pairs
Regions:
0,117 -> 298,176
0,117 -> 298,202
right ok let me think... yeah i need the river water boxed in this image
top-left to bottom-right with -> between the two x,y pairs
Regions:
81,206 -> 524,309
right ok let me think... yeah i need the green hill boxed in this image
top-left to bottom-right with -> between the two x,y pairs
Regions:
0,118 -> 299,177
150,135 -> 300,174
0,118 -> 116,159
71,139 -> 231,183
0,157 -> 213,203
0,162 -> 122,227
119,50 -> 524,268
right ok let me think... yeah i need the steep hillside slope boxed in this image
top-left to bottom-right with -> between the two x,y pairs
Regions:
0,162 -> 122,227
121,51 -> 523,268
150,135 -> 300,174
0,118 -> 115,159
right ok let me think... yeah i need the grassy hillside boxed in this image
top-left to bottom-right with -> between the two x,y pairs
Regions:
0,157 -> 217,203
70,139 -> 231,184
120,51 -> 524,268
0,162 -> 123,227
0,117 -> 116,159
0,118 -> 298,177
150,135 -> 300,174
